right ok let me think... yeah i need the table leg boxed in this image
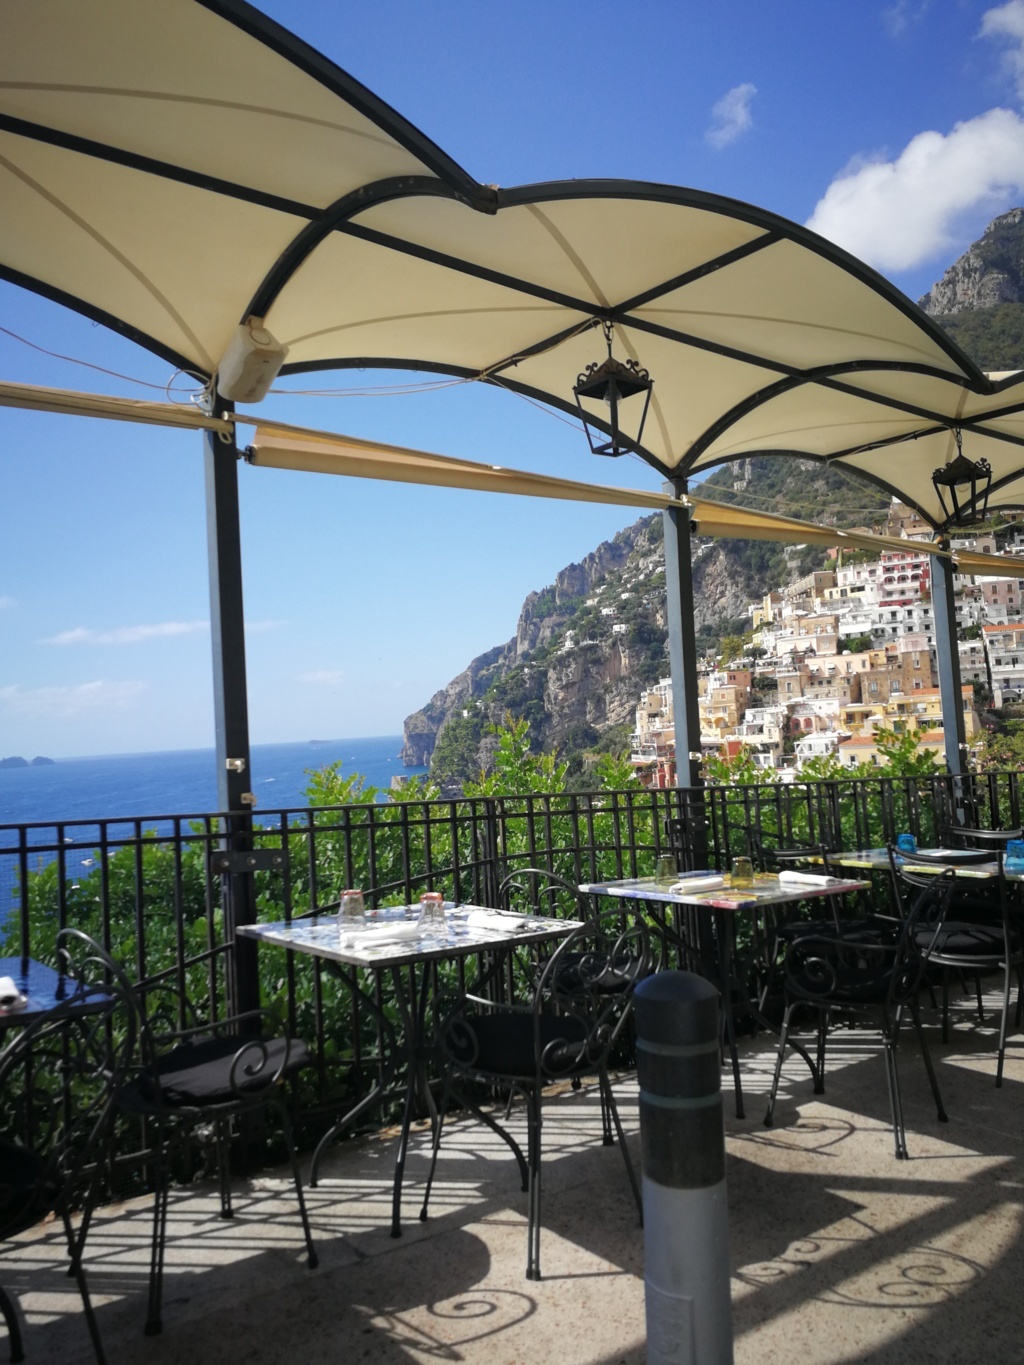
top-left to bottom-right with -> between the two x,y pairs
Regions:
309,962 -> 400,1188
388,961 -> 436,1238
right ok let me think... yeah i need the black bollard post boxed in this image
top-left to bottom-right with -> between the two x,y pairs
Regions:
635,971 -> 734,1364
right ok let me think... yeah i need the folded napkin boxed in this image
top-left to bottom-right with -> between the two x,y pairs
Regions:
465,909 -> 523,931
777,871 -> 834,887
0,976 -> 27,1010
339,920 -> 424,948
669,875 -> 726,894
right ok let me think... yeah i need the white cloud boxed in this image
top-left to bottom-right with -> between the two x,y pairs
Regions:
882,2 -> 932,39
41,620 -> 209,646
705,84 -> 757,150
0,680 -> 146,717
296,669 -> 346,686
805,107 -> 1024,273
982,0 -> 1024,98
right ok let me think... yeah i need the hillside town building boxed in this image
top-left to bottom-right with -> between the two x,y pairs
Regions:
629,503 -> 1019,783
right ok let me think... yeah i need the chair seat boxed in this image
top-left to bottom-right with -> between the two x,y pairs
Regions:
447,1012 -> 588,1080
121,1033 -> 311,1110
915,922 -> 1016,958
776,917 -> 883,944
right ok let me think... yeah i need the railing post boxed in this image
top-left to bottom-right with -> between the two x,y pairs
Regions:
479,798 -> 502,906
635,971 -> 733,1364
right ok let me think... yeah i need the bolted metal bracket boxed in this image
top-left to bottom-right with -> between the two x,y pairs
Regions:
209,849 -> 287,874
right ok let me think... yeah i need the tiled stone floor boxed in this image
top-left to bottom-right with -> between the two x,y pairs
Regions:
4,991 -> 1023,1364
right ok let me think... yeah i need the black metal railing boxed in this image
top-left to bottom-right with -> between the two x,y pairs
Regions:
2,767 -> 1020,1185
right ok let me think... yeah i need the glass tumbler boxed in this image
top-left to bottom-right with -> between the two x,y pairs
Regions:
1005,839 -> 1024,872
655,855 -> 678,886
338,888 -> 366,938
418,891 -> 447,935
730,856 -> 755,888
896,833 -> 917,855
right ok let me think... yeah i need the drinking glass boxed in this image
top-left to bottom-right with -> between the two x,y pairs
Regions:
418,891 -> 447,935
896,833 -> 917,855
1005,839 -> 1024,872
730,856 -> 755,888
338,888 -> 366,938
655,855 -> 678,886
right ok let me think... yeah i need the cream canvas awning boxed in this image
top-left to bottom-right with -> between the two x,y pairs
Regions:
4,0 -> 1024,529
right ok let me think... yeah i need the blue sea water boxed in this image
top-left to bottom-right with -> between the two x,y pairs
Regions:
0,736 -> 427,827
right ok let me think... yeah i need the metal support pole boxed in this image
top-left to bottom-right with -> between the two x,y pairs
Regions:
635,971 -> 733,1365
204,413 -> 259,1020
663,479 -> 708,866
930,546 -> 968,788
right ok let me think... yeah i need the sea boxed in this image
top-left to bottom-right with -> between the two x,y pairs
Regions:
0,736 -> 428,916
0,735 -> 427,828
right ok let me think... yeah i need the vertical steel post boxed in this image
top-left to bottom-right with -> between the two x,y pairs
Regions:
663,478 -> 708,866
931,545 -> 968,788
204,413 -> 259,1019
635,971 -> 733,1364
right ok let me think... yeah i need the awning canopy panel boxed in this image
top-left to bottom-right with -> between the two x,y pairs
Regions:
4,0 -> 1024,528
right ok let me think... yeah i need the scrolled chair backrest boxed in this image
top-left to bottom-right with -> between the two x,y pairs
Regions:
0,930 -> 135,1225
939,823 -> 1023,848
773,844 -> 836,876
533,906 -> 654,1079
782,866 -> 960,1011
887,865 -> 960,1008
498,866 -> 588,921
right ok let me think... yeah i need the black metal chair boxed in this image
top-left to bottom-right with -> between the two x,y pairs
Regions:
419,900 -> 654,1279
100,949 -> 319,1335
888,843 -> 1023,1085
764,866 -> 959,1159
0,930 -> 135,1364
757,847 -> 889,1011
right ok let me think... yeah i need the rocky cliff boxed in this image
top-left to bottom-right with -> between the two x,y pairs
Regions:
918,208 -> 1024,315
401,458 -> 861,785
400,520 -> 653,767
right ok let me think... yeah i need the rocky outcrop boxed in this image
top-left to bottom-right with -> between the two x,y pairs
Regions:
400,644 -> 508,764
401,520 -> 658,767
401,490 -> 862,776
919,208 -> 1024,315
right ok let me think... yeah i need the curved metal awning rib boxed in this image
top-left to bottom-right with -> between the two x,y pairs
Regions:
4,0 -> 1024,528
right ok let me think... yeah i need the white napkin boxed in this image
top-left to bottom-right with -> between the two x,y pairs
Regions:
777,871 -> 834,887
465,909 -> 522,931
0,976 -> 27,1010
669,875 -> 726,894
339,921 -> 424,948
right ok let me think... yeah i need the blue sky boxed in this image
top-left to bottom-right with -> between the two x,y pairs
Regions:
4,0 -> 1024,758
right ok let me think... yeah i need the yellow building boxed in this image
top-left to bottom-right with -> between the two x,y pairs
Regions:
879,685 -> 979,738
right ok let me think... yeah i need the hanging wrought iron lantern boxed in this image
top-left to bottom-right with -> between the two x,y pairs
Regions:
931,429 -> 992,527
573,320 -> 653,457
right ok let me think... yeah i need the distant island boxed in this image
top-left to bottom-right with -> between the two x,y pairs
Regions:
0,756 -> 55,768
